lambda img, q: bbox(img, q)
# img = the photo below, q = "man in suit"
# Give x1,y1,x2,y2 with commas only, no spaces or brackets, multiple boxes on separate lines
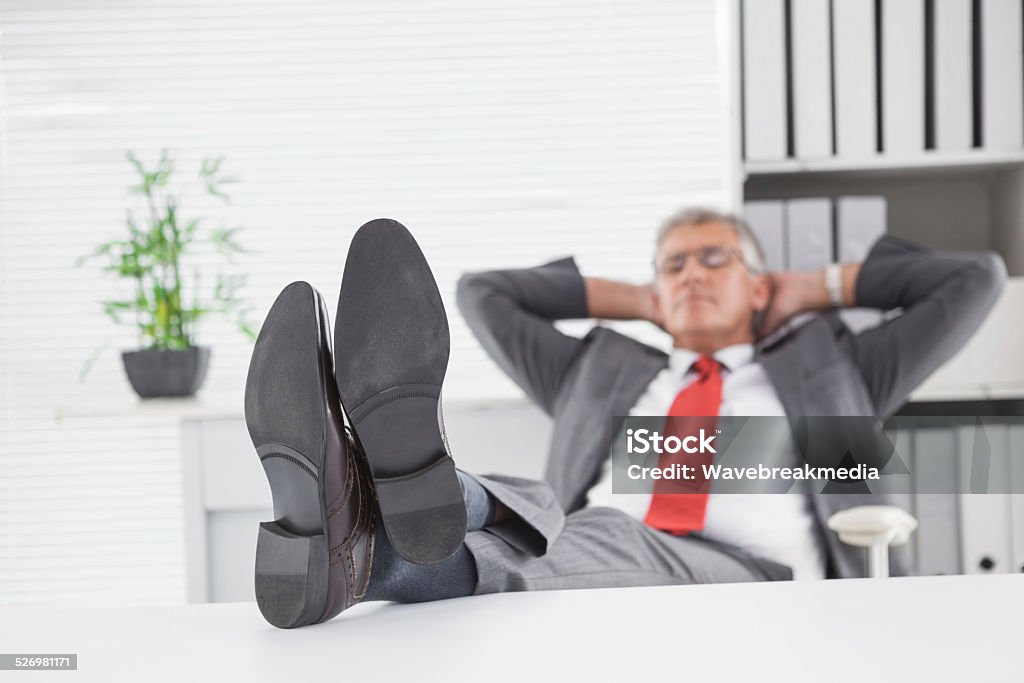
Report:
437,206,1007,591
246,212,1005,626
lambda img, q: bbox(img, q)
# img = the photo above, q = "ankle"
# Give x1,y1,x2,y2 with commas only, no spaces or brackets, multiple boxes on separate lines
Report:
456,470,496,530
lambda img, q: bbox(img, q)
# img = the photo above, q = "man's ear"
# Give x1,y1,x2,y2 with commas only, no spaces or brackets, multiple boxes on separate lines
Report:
751,272,772,312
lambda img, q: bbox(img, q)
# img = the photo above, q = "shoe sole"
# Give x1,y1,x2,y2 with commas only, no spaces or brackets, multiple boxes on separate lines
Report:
334,218,467,565
244,281,341,628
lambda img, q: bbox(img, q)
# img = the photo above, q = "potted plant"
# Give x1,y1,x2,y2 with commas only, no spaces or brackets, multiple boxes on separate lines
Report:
78,150,256,398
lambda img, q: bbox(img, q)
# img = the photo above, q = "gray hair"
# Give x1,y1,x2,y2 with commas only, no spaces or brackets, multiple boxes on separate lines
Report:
655,207,766,274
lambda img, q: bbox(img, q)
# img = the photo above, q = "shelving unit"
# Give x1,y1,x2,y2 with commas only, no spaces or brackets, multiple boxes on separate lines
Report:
737,0,1024,397
735,0,1024,576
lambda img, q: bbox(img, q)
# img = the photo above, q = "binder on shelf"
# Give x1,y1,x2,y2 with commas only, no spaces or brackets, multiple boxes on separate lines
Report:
837,196,887,261
1009,426,1024,575
885,427,916,573
912,428,961,576
837,196,886,332
742,0,788,161
882,0,925,155
957,422,1013,575
785,198,832,272
934,0,973,150
981,0,1024,148
790,0,832,159
832,0,876,159
743,200,786,272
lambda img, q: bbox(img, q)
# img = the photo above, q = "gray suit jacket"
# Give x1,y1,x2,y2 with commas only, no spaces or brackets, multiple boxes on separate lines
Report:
456,235,1007,578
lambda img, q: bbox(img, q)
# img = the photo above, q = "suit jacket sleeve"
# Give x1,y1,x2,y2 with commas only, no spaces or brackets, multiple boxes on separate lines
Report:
456,257,590,415
846,235,1007,417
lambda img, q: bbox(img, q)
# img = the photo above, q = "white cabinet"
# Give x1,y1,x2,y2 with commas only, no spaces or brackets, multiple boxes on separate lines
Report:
183,402,552,603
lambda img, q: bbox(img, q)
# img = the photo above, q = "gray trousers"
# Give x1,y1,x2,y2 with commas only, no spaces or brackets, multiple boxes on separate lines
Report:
464,474,793,595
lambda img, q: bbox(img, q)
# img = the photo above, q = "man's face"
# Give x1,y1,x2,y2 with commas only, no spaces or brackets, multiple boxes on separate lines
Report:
653,221,770,345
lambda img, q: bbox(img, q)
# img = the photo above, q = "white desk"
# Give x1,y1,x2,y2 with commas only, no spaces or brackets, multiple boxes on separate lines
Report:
1,574,1021,682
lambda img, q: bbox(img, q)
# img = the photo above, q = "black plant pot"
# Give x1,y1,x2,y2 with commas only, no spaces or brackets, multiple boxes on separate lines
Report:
121,347,211,398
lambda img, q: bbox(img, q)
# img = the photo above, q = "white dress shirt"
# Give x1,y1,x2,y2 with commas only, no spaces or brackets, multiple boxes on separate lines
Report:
585,343,827,581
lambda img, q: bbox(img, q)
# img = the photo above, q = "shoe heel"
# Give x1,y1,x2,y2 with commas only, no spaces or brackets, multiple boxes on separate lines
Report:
255,521,329,629
373,456,467,565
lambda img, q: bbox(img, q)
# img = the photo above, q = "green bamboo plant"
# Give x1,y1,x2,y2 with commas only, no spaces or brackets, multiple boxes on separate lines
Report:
78,150,256,376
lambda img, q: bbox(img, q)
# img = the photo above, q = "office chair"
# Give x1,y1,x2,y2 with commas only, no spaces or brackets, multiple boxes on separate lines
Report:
828,506,919,578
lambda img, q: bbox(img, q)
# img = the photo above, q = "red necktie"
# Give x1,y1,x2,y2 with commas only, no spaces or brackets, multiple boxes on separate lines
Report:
643,356,723,534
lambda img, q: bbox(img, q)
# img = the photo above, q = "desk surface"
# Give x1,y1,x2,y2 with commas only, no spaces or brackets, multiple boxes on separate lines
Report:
1,574,1021,682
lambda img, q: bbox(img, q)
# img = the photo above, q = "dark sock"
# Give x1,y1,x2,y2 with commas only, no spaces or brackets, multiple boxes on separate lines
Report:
363,526,477,603
363,469,493,603
457,469,496,531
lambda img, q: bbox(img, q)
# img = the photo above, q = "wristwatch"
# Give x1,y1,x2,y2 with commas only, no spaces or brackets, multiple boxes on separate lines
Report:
825,263,843,308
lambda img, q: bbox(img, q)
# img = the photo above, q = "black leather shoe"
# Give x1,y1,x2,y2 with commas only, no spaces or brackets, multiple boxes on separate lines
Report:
244,281,375,628
334,218,467,565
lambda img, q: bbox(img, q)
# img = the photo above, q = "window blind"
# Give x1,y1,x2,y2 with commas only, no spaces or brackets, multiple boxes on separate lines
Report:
0,0,736,605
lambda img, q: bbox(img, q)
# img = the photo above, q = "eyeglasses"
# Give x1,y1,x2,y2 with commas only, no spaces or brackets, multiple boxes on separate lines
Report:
654,245,749,275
